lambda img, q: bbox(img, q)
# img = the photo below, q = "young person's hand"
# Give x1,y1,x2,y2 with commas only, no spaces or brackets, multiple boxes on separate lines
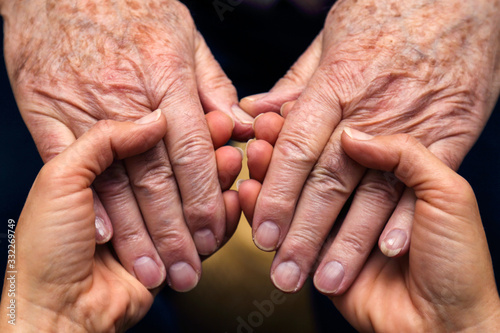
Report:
240,0,500,295
241,125,500,331
0,111,241,332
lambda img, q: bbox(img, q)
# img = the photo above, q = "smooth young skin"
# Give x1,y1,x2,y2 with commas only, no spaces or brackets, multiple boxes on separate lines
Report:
0,112,241,332
240,0,500,294
0,0,250,292
240,129,500,332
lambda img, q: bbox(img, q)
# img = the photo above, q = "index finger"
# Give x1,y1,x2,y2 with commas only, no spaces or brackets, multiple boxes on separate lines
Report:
251,76,343,251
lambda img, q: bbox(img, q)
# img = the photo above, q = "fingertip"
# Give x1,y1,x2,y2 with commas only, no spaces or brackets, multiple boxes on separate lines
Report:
247,139,273,182
223,190,241,241
216,146,243,190
342,127,374,142
206,110,234,149
280,100,296,118
167,261,200,292
379,229,410,258
93,190,113,244
240,93,269,117
254,112,284,145
134,109,163,125
238,179,262,226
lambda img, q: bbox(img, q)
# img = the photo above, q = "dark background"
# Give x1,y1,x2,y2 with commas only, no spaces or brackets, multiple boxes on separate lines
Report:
1,1,499,332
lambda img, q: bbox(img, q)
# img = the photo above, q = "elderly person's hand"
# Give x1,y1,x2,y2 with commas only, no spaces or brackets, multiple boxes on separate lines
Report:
0,0,249,291
239,0,500,294
241,130,500,331
0,112,241,332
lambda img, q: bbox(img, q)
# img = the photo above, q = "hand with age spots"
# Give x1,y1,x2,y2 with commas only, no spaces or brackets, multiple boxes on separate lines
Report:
0,112,240,332
239,0,500,295
0,0,250,292
241,128,500,332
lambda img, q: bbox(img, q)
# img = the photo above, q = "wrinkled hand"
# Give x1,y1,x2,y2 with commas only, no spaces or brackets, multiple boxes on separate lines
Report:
239,0,500,294
1,0,250,291
0,112,237,332
241,129,500,332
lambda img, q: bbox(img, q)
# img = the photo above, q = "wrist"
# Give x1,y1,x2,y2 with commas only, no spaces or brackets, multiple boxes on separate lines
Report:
458,300,500,333
0,293,86,333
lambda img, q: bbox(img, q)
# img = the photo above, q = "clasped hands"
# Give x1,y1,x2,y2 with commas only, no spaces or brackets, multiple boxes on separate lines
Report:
1,0,500,331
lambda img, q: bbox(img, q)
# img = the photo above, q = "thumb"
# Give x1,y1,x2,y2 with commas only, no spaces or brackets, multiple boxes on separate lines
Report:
194,32,254,140
45,110,167,191
341,128,476,218
240,32,323,117
15,110,167,291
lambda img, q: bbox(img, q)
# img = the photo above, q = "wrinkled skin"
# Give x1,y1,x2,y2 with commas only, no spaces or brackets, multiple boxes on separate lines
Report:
1,0,251,291
240,0,500,294
240,130,500,332
0,114,241,332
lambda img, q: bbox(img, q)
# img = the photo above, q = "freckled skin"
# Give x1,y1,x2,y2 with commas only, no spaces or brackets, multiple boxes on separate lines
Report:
0,0,246,294
241,0,500,317
316,0,500,161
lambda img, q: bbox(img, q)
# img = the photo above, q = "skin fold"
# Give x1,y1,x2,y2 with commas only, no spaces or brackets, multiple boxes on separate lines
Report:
240,0,500,295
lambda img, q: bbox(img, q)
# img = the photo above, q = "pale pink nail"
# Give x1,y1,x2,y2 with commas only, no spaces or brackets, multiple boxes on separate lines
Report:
193,228,218,255
135,109,162,124
381,229,407,257
168,262,199,292
271,261,301,292
314,261,345,294
254,221,280,251
134,256,165,289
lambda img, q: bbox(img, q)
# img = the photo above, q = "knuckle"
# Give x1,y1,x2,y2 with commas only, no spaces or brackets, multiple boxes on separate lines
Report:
308,153,351,198
130,147,176,196
170,130,214,168
276,133,320,166
357,172,402,207
152,226,194,258
338,232,368,257
112,223,145,245
282,230,324,263
258,191,296,217
183,200,220,227
94,162,131,196
132,164,175,196
92,119,115,137
395,133,419,149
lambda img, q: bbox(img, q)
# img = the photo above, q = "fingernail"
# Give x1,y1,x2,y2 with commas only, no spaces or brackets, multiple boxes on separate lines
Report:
314,261,345,294
271,261,301,292
245,139,256,157
254,221,280,251
235,147,244,159
241,93,268,103
252,113,265,131
193,228,218,255
231,104,254,125
94,216,111,243
380,229,407,257
343,127,374,140
168,262,199,292
135,109,162,124
280,101,294,117
236,179,246,191
134,256,165,289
